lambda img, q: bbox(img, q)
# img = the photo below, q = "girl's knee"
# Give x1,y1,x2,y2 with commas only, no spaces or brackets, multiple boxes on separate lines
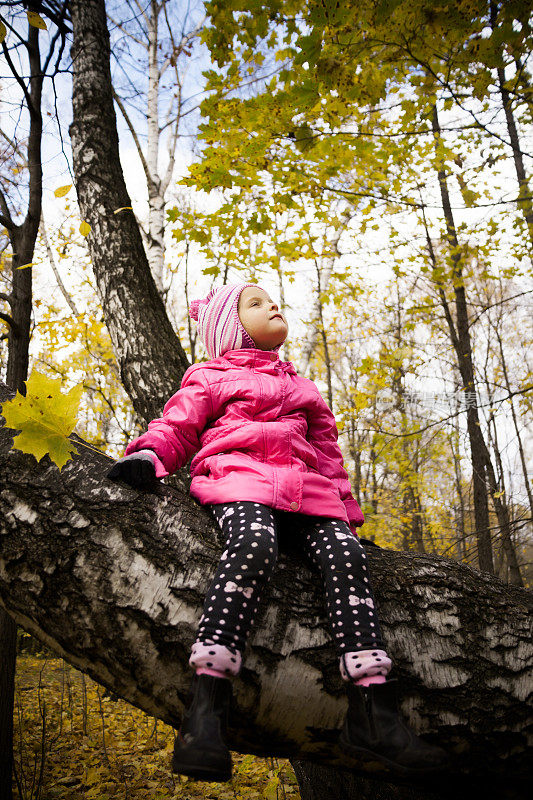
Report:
234,530,278,574
312,524,366,567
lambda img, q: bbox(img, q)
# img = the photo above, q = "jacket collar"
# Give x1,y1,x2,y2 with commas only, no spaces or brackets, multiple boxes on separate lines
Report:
221,348,297,375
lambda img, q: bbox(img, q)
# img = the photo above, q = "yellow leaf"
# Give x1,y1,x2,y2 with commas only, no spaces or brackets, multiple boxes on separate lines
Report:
1,371,83,470
79,221,91,237
263,776,280,800
54,184,72,198
26,11,47,30
16,263,33,270
0,21,7,43
113,206,133,214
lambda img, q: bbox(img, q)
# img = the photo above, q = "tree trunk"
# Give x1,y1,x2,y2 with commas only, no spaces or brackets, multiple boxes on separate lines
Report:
69,0,189,425
0,383,532,798
498,63,533,249
489,2,533,250
430,108,494,574
493,319,533,526
315,259,334,410
146,0,164,294
1,24,44,800
0,611,16,800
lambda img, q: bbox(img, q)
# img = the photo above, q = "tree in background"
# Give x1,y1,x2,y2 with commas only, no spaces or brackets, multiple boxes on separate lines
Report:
107,0,206,299
0,5,68,796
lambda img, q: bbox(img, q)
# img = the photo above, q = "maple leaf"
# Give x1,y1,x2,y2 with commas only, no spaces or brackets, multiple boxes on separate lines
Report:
2,372,83,470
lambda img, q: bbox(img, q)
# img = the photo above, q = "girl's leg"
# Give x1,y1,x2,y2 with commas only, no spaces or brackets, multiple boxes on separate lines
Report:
301,517,392,685
189,502,278,678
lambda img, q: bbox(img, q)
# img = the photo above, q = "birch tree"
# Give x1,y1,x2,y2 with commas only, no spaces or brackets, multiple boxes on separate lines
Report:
108,0,206,297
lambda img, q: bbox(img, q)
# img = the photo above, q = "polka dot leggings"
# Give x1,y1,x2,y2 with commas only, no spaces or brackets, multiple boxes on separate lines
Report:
189,502,392,683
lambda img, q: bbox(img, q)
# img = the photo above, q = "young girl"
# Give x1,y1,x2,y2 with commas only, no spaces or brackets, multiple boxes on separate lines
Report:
108,282,447,782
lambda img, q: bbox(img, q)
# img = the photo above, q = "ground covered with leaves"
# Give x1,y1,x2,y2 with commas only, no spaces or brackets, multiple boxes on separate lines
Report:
13,655,301,800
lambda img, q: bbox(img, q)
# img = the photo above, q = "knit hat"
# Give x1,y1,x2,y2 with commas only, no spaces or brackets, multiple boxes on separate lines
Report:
189,283,262,359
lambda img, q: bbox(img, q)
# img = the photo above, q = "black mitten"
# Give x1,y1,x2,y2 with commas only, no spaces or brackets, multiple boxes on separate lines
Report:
107,451,159,490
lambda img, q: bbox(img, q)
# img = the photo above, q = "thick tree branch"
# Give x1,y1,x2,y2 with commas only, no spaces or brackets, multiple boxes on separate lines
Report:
0,381,532,796
69,0,189,425
0,312,16,331
0,188,15,230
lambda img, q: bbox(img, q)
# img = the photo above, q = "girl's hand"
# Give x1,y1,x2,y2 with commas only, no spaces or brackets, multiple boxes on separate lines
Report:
107,451,159,490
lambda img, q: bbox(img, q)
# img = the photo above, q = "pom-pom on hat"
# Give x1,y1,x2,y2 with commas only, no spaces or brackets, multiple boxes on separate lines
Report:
189,283,261,359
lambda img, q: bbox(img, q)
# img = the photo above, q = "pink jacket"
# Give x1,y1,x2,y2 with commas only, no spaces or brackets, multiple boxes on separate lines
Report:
124,348,364,536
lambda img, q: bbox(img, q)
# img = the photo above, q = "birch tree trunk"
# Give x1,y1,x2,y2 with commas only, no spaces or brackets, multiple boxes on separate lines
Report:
0,382,532,799
110,0,204,299
69,0,189,425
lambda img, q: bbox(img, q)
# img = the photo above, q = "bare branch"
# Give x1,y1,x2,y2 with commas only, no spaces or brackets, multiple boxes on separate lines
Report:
469,289,533,329
112,89,153,187
130,0,150,27
22,24,44,237
0,188,15,230
0,215,15,231
1,40,34,115
0,128,23,158
107,14,148,49
0,12,27,46
159,12,206,77
0,311,16,330
40,215,80,317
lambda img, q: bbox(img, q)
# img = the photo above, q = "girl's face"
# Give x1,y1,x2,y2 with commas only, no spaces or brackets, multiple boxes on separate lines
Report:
238,286,288,350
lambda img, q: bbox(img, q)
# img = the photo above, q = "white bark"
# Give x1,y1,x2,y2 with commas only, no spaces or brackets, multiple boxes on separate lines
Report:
111,1,205,298
1,381,532,797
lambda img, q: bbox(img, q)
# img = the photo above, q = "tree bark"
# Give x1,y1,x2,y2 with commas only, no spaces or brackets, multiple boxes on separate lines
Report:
489,2,533,251
1,23,46,800
0,383,532,798
430,108,494,574
69,0,189,425
492,318,533,527
0,610,16,800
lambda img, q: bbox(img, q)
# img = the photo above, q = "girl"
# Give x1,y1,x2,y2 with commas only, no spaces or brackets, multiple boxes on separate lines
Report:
108,282,447,782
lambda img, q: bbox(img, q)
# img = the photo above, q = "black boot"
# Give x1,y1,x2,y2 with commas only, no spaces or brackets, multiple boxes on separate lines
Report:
339,679,449,775
172,673,233,782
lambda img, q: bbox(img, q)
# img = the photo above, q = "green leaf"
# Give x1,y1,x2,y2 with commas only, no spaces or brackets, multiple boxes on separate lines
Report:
295,30,322,66
2,372,83,470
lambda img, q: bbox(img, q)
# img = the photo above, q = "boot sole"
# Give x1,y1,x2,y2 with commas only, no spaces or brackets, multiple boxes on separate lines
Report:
172,754,232,782
338,733,446,776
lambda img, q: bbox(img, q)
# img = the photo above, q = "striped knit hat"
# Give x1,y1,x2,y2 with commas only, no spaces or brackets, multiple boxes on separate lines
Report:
189,283,261,359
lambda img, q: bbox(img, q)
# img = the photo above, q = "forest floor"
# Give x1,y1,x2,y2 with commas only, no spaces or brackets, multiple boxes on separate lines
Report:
13,655,301,800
